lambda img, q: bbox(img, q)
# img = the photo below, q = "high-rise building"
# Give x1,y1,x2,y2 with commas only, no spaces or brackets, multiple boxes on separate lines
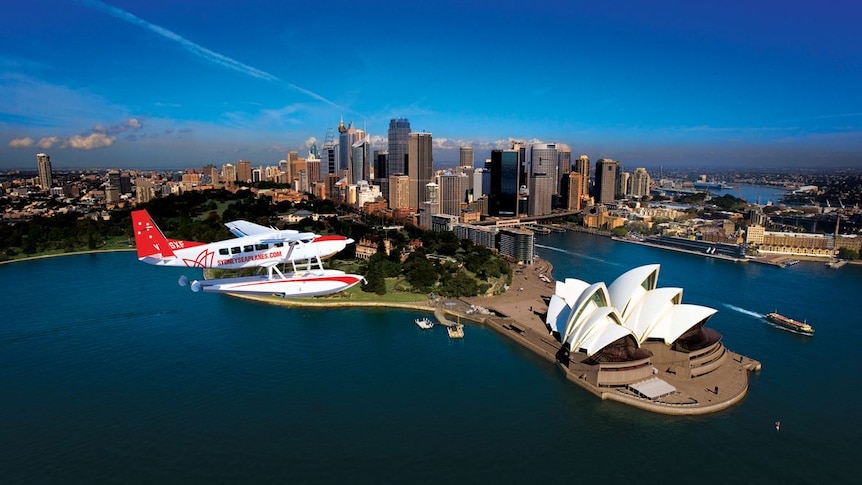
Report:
278,160,289,184
631,167,651,198
619,171,631,198
459,146,474,169
387,118,410,178
407,132,433,210
530,143,557,177
306,157,321,189
575,155,590,197
321,142,338,178
338,120,363,177
488,149,520,217
562,171,584,211
419,182,440,229
221,163,237,183
528,173,553,216
350,136,369,185
557,146,572,194
36,153,53,189
595,158,619,204
439,172,466,216
388,174,410,210
237,160,252,183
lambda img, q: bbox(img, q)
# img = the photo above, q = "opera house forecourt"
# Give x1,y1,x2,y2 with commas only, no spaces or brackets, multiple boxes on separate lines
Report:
543,264,761,414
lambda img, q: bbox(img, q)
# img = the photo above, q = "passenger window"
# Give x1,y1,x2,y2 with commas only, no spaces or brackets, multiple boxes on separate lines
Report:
231,247,241,254
275,242,284,247
255,243,269,251
243,245,254,252
218,248,229,255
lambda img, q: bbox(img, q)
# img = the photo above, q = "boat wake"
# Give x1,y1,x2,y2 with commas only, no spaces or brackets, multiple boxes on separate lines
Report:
535,244,619,265
722,303,764,320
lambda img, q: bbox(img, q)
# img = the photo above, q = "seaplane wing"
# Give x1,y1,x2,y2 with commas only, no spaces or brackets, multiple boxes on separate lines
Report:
132,209,354,270
224,220,294,238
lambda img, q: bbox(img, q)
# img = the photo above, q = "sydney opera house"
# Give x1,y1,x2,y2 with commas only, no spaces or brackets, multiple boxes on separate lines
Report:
543,264,759,413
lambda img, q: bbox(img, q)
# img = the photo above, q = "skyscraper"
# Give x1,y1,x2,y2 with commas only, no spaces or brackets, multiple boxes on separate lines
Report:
237,160,252,183
488,149,520,216
631,167,651,198
439,172,466,216
528,173,554,216
36,153,52,189
557,146,572,194
407,132,433,210
575,155,590,197
350,136,369,185
595,158,619,204
388,174,410,209
387,118,410,178
562,171,584,211
459,146,474,169
221,163,237,183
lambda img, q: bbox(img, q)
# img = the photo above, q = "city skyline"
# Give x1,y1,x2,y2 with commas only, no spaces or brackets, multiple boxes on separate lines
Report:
2,0,861,169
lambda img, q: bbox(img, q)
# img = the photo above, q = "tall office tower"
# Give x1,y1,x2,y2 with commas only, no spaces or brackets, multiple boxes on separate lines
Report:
488,149,520,216
575,155,590,196
306,158,321,189
290,157,307,187
322,141,338,178
135,178,155,203
595,158,619,204
388,174,410,210
631,167,651,198
459,146,474,169
338,120,362,176
278,160,290,184
557,146,572,194
108,169,121,188
419,181,440,229
221,163,237,183
373,150,389,197
530,143,558,177
439,172,465,216
350,136,369,184
252,168,262,183
120,172,132,193
407,132,433,210
619,171,631,197
324,173,340,201
237,160,252,183
203,164,220,184
528,173,553,216
36,153,53,189
562,171,584,211
387,118,410,178
298,169,308,193
473,167,487,198
510,140,527,188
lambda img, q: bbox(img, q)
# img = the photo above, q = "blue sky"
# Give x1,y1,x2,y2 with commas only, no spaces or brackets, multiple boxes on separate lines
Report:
2,0,861,170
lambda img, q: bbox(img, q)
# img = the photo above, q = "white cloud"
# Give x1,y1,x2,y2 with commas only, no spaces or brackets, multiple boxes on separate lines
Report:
63,133,116,150
38,136,61,149
304,136,317,148
126,117,142,129
8,137,33,148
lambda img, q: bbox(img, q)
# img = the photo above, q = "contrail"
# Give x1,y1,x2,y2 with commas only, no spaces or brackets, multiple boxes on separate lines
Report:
80,0,347,111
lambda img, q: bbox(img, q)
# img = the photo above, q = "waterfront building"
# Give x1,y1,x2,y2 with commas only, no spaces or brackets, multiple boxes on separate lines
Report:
37,153,53,189
387,118,411,179
631,167,651,198
460,146,474,169
546,264,730,392
453,223,498,249
237,160,252,184
488,149,520,217
595,158,619,204
407,132,433,210
431,213,460,233
499,228,534,264
562,171,584,211
528,173,553,216
756,230,834,257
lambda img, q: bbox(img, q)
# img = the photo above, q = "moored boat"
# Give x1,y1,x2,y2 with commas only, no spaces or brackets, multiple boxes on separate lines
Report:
764,312,814,336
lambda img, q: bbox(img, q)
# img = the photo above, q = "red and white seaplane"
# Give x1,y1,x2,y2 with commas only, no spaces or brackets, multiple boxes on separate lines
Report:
132,209,364,298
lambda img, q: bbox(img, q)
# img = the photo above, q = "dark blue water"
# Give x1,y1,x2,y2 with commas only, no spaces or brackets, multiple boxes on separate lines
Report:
1,240,858,483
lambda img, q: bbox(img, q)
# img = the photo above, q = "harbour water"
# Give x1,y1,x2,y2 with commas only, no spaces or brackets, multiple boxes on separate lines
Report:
1,235,859,483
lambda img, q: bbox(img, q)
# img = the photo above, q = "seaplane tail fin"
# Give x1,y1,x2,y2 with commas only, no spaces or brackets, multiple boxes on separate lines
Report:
132,209,177,262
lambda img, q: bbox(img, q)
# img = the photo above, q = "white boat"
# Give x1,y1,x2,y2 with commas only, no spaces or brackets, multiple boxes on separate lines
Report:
415,317,434,329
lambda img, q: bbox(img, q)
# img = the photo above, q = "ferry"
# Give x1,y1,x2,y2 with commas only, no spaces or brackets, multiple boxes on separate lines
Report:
764,312,814,336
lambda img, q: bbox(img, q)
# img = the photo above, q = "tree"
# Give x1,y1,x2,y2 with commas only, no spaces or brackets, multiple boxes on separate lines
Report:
838,247,859,260
362,264,387,294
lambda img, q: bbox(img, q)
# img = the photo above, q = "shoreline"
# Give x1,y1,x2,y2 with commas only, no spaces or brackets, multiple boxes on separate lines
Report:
0,248,136,266
228,255,759,416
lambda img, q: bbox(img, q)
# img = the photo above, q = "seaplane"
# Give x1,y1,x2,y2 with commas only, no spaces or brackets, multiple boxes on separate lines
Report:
132,209,364,298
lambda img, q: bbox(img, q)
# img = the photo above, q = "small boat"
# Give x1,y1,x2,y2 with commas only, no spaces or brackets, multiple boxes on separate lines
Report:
415,317,434,330
764,312,814,336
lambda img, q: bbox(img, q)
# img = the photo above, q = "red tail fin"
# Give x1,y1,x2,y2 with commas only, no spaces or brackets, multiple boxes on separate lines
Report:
132,209,175,260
